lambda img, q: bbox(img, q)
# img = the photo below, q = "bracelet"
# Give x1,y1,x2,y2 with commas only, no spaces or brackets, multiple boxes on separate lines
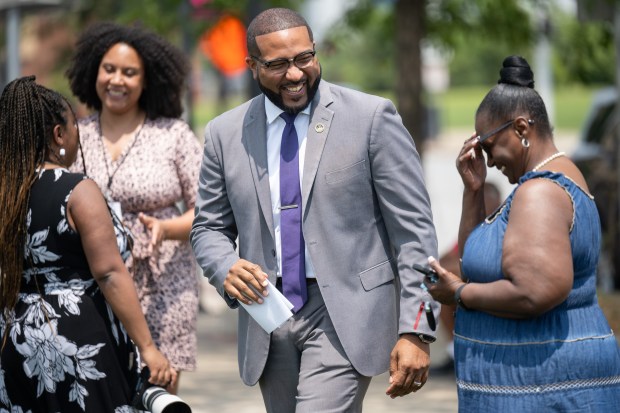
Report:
454,283,470,310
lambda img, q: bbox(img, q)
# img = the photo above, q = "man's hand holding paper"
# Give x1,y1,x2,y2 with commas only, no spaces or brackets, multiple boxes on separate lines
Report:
224,259,270,305
224,259,294,333
240,280,294,334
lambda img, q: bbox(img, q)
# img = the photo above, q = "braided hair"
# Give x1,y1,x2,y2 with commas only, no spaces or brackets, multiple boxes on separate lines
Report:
0,76,71,316
477,55,553,138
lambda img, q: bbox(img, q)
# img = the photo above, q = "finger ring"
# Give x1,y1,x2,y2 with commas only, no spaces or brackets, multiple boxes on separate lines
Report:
413,381,422,387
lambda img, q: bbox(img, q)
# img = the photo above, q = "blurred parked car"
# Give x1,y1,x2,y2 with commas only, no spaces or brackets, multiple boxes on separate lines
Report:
571,86,620,291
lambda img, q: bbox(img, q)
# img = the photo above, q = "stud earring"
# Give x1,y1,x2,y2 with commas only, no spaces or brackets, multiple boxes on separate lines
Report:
521,138,530,148
59,148,66,157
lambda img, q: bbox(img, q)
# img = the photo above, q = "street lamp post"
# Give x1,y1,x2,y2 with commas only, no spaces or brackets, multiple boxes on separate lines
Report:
614,3,620,291
5,5,20,84
0,0,63,88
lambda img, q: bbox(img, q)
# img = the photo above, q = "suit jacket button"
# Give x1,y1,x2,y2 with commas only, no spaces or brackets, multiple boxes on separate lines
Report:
271,249,276,256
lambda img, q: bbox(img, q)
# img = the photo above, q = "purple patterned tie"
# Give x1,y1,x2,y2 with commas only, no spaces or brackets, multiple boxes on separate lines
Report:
279,112,307,312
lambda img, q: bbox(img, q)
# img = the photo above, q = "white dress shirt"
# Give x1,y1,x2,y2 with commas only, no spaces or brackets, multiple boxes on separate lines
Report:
265,98,316,279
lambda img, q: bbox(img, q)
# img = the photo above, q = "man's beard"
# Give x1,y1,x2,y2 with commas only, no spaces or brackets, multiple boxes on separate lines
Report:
258,70,321,115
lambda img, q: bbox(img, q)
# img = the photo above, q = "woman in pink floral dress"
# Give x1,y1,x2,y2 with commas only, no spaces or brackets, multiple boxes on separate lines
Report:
66,22,202,393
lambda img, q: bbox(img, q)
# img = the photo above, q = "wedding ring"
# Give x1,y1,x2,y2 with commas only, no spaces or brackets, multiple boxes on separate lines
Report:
413,381,423,387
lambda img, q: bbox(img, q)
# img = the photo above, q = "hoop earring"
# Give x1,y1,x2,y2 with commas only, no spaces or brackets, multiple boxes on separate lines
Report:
59,148,66,157
521,138,530,148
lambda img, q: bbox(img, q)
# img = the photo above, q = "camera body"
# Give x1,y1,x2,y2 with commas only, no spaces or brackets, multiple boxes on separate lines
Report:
132,367,191,413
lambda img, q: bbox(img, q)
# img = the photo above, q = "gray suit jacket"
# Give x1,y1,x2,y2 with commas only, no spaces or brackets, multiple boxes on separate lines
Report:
191,80,438,386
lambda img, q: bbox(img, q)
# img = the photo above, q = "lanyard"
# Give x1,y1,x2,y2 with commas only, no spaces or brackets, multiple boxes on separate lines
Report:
97,117,145,197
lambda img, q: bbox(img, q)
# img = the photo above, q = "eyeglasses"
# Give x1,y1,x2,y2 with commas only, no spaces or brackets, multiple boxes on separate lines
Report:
477,119,514,144
251,50,316,75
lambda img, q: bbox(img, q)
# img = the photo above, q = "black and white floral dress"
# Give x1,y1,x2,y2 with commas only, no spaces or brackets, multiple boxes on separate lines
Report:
0,168,139,413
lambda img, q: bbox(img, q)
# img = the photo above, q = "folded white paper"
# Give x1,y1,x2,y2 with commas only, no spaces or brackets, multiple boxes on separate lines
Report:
240,280,294,333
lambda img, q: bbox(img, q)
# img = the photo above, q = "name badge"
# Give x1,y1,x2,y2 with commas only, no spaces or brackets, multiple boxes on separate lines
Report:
109,201,123,218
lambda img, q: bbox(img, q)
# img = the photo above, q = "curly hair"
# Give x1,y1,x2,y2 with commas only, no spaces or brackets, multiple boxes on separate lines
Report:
0,76,71,316
65,22,189,119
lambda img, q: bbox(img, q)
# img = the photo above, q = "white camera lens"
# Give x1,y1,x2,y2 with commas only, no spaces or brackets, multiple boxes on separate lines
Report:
142,387,192,413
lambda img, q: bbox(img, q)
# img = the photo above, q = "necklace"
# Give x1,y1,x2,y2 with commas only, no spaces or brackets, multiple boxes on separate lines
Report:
97,116,145,198
532,151,565,172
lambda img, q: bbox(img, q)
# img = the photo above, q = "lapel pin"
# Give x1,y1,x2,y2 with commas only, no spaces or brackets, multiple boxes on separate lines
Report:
314,123,325,133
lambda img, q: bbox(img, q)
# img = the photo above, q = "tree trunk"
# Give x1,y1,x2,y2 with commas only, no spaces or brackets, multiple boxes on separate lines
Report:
395,0,425,157
246,0,265,99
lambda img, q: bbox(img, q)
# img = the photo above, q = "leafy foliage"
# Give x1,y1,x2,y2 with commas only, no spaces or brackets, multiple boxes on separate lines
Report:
326,0,538,91
327,0,617,88
320,4,395,91
552,12,615,84
72,0,302,47
425,0,534,49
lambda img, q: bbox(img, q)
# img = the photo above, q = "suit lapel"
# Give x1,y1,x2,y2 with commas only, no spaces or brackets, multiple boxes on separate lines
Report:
302,82,334,216
244,82,334,231
243,96,275,242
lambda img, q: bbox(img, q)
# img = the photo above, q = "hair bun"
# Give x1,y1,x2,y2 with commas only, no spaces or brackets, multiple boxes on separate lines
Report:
498,55,534,88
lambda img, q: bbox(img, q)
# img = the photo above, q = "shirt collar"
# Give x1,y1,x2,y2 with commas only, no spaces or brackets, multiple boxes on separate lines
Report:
265,97,311,125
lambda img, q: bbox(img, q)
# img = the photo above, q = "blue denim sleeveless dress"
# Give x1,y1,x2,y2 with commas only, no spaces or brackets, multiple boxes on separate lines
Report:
456,170,620,412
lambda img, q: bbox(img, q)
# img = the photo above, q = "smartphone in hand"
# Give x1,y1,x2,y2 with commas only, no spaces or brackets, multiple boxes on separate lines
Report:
413,264,439,284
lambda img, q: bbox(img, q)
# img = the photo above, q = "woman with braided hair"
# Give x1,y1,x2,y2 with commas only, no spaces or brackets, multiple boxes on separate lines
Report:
0,76,176,412
66,23,202,393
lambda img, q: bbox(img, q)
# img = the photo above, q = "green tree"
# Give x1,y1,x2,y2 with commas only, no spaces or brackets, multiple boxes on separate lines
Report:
72,0,303,41
552,11,615,85
333,0,536,155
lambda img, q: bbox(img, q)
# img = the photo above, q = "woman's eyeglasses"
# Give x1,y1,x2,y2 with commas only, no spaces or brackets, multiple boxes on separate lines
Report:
477,120,515,144
477,118,535,144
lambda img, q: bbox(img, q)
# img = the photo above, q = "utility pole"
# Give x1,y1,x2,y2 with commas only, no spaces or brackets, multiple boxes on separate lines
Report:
0,0,63,88
614,2,620,291
534,13,554,124
4,5,20,86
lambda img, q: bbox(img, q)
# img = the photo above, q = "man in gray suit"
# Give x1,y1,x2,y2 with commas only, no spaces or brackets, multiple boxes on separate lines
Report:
190,7,439,412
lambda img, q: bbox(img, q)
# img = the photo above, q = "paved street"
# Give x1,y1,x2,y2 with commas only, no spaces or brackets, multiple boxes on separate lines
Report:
177,131,579,413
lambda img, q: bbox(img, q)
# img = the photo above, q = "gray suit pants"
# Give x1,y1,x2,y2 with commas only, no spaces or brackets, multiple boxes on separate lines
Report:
259,283,372,413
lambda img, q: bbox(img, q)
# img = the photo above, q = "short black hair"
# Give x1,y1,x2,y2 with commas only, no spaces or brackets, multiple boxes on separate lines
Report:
246,8,313,57
66,22,189,119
